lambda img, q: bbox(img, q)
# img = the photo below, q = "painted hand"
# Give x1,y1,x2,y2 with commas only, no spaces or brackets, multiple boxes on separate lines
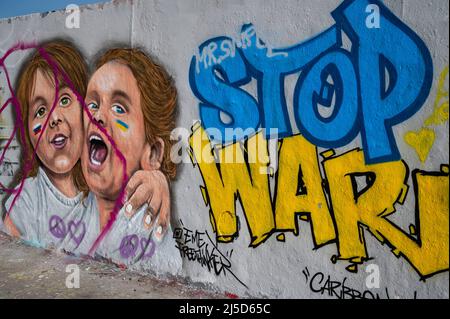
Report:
123,170,170,241
3,215,21,238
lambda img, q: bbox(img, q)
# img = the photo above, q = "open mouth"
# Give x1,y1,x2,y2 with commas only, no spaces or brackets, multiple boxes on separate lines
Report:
89,133,108,167
51,134,68,150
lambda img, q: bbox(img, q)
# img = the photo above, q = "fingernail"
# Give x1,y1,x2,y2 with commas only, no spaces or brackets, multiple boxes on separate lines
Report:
155,225,163,241
125,203,133,215
145,214,152,226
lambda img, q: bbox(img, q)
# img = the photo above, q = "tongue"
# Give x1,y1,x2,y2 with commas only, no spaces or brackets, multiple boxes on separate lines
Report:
92,145,107,163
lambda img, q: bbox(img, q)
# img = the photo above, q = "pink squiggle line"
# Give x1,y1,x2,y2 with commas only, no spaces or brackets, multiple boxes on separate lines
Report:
0,99,16,175
0,99,20,192
3,43,65,220
1,42,128,256
1,42,37,221
0,122,17,193
0,97,13,113
36,46,128,256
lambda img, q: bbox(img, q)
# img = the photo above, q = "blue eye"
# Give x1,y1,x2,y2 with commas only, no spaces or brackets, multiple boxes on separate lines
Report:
112,104,126,114
88,102,98,111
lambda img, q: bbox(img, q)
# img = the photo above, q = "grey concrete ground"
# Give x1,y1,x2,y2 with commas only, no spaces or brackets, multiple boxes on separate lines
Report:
0,232,224,299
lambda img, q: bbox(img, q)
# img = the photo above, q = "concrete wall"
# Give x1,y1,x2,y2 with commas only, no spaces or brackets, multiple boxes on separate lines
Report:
0,0,448,298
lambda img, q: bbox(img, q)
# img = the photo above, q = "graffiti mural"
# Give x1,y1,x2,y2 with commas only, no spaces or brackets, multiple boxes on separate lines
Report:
404,67,449,163
0,41,181,272
0,0,448,299
189,0,433,164
188,0,449,282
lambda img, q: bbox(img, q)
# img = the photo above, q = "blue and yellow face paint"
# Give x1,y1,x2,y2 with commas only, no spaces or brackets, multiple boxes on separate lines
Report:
33,123,42,135
115,119,129,132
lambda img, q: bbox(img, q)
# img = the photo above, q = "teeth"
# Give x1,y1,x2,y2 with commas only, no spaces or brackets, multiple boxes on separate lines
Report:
54,136,65,143
90,135,102,142
90,151,101,166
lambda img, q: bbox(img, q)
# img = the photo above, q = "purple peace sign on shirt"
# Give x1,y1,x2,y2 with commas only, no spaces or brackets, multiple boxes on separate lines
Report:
49,215,66,239
119,234,139,259
119,234,156,260
49,215,86,248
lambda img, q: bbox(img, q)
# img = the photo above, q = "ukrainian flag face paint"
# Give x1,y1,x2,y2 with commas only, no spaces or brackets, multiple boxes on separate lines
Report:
83,62,148,198
115,119,129,132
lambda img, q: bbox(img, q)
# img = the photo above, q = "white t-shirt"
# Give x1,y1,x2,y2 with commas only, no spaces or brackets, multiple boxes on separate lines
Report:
4,167,87,249
4,167,182,275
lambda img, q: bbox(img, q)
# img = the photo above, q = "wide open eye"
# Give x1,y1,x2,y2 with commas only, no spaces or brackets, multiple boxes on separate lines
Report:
112,104,126,115
35,106,47,119
88,102,99,111
59,95,71,107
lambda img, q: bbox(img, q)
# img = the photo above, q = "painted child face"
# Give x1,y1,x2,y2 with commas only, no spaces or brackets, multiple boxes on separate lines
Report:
28,69,84,175
82,62,148,200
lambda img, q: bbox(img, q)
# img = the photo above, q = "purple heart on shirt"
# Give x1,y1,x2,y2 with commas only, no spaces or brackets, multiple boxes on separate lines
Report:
68,220,86,248
140,237,156,259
